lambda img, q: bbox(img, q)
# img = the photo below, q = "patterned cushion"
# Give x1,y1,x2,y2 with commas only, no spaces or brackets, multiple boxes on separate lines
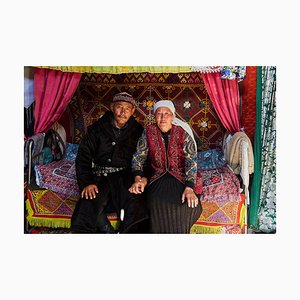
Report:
197,148,227,170
34,159,80,198
64,143,79,161
34,143,80,197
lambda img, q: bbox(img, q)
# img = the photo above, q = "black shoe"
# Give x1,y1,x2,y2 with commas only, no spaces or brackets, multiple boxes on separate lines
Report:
119,217,150,233
96,212,116,234
98,224,116,234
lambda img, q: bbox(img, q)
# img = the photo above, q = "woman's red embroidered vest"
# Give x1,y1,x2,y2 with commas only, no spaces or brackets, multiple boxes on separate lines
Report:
146,125,202,194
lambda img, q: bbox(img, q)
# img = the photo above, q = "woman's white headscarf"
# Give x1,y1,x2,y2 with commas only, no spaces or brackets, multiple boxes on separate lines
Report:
153,100,197,150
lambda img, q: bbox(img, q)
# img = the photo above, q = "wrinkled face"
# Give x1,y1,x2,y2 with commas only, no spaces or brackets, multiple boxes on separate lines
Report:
155,107,174,132
111,101,135,128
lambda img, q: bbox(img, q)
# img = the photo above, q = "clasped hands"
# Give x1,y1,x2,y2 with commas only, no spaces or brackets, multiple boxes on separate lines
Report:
128,177,198,208
128,176,148,194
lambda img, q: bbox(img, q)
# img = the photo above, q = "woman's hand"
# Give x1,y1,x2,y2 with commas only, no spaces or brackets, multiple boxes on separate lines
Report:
182,187,198,208
129,176,148,194
81,184,99,199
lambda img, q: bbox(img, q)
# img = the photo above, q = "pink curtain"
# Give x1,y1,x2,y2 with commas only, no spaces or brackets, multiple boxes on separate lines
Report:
201,72,241,134
34,68,82,134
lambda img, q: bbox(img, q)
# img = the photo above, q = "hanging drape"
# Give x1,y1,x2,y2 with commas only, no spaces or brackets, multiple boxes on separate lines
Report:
201,72,241,134
34,68,82,134
249,67,262,228
249,66,276,233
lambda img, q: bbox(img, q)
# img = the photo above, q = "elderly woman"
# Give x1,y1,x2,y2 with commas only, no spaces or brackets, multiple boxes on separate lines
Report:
129,100,203,233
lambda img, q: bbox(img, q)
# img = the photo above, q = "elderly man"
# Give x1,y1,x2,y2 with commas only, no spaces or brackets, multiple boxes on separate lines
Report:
71,92,149,233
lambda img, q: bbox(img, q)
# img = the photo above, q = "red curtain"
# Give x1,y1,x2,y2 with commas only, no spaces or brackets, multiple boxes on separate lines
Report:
201,72,241,134
34,68,82,134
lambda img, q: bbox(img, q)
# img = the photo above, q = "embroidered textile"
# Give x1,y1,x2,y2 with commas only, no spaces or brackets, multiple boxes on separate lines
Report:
197,148,227,170
241,66,257,144
26,189,119,229
132,125,202,193
34,159,80,197
191,191,245,234
26,189,78,228
65,72,225,149
200,165,241,203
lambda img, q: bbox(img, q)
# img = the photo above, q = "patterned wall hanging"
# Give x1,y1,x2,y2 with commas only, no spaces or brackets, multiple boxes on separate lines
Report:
67,72,226,150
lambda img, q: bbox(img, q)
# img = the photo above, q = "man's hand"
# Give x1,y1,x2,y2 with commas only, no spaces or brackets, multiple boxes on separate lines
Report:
81,184,99,199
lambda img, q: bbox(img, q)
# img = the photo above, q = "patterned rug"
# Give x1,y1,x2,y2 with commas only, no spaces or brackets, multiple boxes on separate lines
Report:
26,189,119,230
61,72,226,150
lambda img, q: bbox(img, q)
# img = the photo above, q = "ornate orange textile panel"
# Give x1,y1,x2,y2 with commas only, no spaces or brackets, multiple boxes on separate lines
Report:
64,72,226,150
241,66,257,144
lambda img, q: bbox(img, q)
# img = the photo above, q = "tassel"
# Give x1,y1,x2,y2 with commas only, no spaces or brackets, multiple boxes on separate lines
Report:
190,224,223,234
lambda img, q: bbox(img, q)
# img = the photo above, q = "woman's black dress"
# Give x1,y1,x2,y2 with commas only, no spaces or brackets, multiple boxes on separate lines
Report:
146,131,202,233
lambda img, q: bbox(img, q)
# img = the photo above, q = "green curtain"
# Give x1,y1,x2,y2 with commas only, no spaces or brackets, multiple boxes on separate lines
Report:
249,67,262,228
249,66,276,233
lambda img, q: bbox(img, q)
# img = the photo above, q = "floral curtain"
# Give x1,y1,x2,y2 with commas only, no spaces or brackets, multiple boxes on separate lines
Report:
34,68,82,134
249,66,276,233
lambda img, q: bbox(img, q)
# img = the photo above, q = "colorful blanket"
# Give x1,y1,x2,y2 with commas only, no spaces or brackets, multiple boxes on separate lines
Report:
191,194,245,234
26,189,120,229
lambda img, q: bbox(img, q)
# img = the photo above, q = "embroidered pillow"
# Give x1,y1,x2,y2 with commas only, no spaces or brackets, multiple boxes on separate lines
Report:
64,143,80,161
197,149,227,170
